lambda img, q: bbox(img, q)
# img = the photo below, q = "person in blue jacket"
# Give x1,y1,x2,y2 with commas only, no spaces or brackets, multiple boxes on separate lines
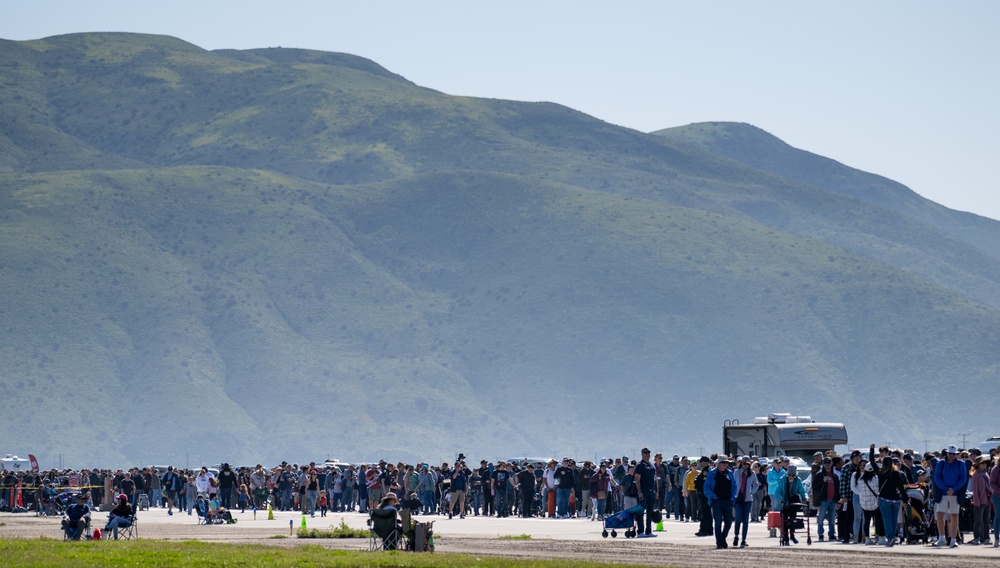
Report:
932,445,968,548
773,465,807,544
704,456,735,549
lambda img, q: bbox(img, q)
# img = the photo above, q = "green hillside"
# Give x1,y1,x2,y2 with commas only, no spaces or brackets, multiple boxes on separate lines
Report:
1,33,998,466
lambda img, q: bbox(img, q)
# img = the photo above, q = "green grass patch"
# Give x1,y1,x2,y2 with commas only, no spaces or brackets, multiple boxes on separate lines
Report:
498,534,532,540
297,517,368,539
0,539,628,567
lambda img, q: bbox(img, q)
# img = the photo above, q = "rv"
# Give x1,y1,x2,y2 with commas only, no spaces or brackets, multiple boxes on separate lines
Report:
723,413,848,461
1,454,31,472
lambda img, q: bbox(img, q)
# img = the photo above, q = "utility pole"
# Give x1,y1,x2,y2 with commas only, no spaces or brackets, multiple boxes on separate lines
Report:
922,440,930,454
959,433,969,449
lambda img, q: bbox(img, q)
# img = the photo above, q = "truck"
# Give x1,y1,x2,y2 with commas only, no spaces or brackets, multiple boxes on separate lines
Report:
723,413,848,461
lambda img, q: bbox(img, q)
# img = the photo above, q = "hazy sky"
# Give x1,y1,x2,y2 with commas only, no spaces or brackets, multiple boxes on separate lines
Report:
4,1,998,220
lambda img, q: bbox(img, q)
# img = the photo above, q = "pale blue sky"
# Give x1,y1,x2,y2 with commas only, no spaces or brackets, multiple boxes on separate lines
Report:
4,1,998,220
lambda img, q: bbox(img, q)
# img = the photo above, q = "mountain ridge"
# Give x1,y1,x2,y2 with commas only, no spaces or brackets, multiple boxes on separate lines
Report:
1,33,998,467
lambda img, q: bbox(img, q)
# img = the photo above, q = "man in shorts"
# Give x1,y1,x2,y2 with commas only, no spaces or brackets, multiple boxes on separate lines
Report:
933,445,968,548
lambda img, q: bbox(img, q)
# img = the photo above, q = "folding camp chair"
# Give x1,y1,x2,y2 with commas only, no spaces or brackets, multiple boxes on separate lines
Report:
62,516,91,541
368,509,402,550
107,515,139,540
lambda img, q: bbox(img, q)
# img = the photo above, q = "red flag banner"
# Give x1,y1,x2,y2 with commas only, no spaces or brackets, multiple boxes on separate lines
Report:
28,454,38,472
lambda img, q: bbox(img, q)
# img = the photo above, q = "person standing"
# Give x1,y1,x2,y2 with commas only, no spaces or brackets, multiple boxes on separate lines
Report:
634,448,658,538
811,456,840,542
477,461,493,516
554,459,575,519
119,472,136,506
516,463,536,518
684,461,700,524
449,462,469,519
839,450,862,544
664,454,679,516
872,445,909,547
705,457,735,549
673,457,688,521
342,465,357,512
969,456,991,545
932,445,967,548
579,462,594,519
148,468,161,508
217,464,236,510
654,454,667,512
731,457,759,547
766,458,786,537
492,462,511,518
542,460,557,517
989,455,1000,548
694,456,714,537
750,461,766,523
417,465,436,515
161,466,181,516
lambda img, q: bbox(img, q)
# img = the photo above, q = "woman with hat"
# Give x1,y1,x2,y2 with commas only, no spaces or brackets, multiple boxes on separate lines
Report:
105,493,134,539
970,456,992,545
378,492,399,511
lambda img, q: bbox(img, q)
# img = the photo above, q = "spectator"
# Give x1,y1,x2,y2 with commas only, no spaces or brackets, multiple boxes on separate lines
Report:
515,463,536,518
839,450,862,544
694,456,714,537
554,458,574,519
634,448,658,538
932,445,967,548
969,456,991,545
105,494,134,540
989,455,1000,548
811,456,839,542
704,456,734,549
732,456,758,547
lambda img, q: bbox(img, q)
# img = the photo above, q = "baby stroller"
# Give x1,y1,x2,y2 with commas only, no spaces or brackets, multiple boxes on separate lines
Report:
780,502,811,546
903,488,928,544
601,504,644,538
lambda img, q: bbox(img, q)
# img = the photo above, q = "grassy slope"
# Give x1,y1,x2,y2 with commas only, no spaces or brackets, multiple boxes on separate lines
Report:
0,33,999,464
3,164,998,464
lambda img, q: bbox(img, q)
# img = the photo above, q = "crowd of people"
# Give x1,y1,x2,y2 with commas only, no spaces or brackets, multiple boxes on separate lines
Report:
3,443,999,551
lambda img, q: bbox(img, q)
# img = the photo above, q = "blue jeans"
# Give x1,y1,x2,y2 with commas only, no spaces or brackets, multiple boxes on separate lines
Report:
471,490,483,515
817,500,837,538
852,494,864,541
556,488,571,517
733,500,751,542
342,486,354,511
711,499,733,548
879,499,901,542
149,489,162,507
672,487,685,519
107,515,131,539
307,490,318,515
420,490,436,514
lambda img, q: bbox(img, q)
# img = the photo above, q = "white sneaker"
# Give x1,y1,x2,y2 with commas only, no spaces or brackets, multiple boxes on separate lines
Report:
949,538,958,548
933,536,946,547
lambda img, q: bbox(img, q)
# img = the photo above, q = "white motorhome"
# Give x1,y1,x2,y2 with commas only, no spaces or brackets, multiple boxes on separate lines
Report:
723,413,848,461
1,454,31,472
979,436,1000,455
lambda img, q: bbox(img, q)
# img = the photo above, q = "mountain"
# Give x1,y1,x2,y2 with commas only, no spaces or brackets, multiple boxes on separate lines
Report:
1,33,998,467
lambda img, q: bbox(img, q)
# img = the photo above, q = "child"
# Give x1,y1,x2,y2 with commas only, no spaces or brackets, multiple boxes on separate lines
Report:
238,483,249,513
319,490,328,517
